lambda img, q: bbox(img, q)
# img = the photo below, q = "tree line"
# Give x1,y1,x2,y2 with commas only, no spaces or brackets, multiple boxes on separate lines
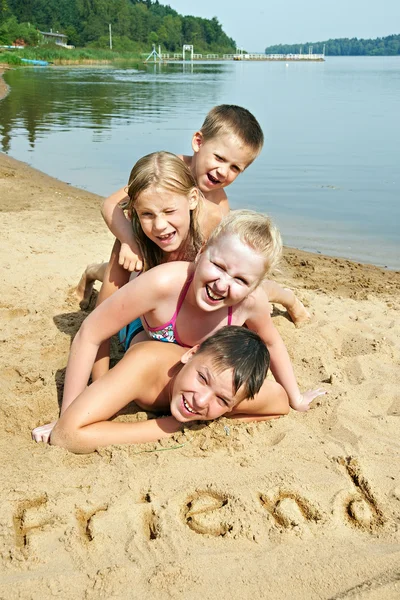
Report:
0,0,236,53
265,34,400,56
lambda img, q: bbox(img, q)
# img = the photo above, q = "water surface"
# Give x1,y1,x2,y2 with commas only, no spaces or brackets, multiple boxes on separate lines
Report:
1,57,399,269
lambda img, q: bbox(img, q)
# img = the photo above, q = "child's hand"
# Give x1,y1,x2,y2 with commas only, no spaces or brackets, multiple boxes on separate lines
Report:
292,388,326,412
32,421,57,443
119,243,143,272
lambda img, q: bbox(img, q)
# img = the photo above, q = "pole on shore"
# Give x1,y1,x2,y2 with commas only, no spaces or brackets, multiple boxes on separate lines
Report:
109,23,112,50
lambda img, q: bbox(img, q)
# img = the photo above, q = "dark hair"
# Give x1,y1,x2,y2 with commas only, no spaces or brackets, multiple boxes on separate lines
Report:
200,105,264,160
196,326,269,400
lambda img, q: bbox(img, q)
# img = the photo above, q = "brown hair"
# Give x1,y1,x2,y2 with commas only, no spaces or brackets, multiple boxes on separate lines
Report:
200,105,264,161
204,209,282,279
126,152,203,270
197,326,269,400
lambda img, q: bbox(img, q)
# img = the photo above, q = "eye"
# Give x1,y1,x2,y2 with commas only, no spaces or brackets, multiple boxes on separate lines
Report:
198,372,207,383
231,165,241,173
217,396,230,407
140,212,153,218
164,209,176,215
211,261,225,271
235,276,248,285
214,154,223,161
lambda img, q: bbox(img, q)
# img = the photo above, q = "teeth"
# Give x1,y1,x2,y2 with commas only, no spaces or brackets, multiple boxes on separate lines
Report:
208,174,219,184
183,397,196,414
206,285,224,301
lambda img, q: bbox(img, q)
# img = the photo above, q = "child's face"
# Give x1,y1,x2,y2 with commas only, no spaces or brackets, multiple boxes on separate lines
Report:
170,350,244,422
135,185,197,254
191,132,255,194
192,233,265,311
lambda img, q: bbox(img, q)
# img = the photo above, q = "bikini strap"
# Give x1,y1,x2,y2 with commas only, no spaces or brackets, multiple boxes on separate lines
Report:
175,275,194,315
228,306,233,326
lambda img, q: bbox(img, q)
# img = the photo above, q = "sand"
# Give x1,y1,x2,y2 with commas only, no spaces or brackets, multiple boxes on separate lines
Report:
1,70,400,599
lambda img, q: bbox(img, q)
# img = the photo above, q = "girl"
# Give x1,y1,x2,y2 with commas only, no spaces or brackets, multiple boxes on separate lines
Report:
81,151,222,380
33,210,324,444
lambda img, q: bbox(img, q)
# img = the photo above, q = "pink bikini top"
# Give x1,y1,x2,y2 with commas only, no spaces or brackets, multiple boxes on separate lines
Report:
143,276,233,347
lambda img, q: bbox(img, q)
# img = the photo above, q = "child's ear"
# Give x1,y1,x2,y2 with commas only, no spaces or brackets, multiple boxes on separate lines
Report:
188,188,199,210
191,131,204,153
180,345,200,364
194,242,206,263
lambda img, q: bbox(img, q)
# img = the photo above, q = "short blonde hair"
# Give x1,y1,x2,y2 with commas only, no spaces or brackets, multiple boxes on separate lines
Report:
205,209,282,278
201,105,264,161
126,152,203,270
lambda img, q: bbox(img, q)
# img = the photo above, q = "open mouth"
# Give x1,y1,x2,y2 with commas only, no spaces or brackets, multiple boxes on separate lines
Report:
182,395,198,415
156,231,176,244
206,173,220,185
206,284,225,302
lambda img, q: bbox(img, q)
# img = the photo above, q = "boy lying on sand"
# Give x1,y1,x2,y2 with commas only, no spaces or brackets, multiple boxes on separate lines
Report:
35,327,291,454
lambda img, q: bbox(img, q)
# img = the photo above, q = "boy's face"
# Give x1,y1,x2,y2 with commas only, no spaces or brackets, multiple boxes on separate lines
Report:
191,132,255,194
170,349,245,423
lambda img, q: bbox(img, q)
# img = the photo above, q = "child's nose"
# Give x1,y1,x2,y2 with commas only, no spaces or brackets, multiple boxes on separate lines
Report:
216,164,228,180
153,215,167,231
215,273,230,291
194,389,213,410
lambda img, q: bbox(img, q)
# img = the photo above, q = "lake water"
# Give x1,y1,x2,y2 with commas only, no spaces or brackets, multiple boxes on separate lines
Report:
1,57,399,269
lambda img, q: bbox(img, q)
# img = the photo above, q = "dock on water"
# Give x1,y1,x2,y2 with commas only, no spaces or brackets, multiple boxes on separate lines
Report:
144,45,325,64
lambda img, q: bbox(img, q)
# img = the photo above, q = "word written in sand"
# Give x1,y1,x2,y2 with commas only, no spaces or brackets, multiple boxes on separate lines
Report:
8,456,390,560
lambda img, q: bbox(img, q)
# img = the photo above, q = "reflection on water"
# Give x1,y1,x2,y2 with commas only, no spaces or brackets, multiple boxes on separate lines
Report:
1,58,399,269
0,63,227,152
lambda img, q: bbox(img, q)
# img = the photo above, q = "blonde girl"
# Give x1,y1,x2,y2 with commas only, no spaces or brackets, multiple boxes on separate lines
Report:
78,151,221,379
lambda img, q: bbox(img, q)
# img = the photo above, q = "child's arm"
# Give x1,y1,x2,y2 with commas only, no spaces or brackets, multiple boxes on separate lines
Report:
228,380,290,421
61,265,183,414
50,350,182,454
101,187,143,272
246,294,325,411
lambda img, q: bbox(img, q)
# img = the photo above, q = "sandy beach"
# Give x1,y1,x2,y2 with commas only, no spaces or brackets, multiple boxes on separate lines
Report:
1,68,400,598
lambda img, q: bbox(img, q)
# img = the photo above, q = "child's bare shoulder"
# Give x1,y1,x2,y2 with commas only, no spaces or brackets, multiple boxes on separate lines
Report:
235,286,270,318
200,198,222,237
203,188,230,214
142,261,194,294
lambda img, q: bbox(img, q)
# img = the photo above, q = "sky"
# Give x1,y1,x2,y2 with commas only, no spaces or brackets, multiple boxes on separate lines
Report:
167,0,400,52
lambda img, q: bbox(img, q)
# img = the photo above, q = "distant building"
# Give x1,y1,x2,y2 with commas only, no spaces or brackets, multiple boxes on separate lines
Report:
39,30,71,48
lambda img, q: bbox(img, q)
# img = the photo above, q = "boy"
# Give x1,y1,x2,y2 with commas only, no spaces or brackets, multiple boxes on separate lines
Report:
45,326,289,454
100,105,264,273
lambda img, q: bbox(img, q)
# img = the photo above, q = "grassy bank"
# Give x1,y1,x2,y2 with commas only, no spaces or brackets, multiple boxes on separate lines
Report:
0,46,146,66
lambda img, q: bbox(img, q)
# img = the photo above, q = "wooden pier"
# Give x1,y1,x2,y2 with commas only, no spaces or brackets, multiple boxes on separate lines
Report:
156,52,324,62
145,45,325,64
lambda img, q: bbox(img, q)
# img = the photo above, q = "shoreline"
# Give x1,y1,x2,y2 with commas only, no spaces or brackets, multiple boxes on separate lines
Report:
1,137,400,598
0,64,11,100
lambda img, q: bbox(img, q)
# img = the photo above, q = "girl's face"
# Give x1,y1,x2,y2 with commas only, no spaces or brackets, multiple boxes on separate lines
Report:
193,233,265,311
134,184,197,254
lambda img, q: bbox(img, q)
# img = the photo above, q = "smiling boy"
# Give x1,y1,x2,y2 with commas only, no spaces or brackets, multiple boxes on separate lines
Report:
100,105,264,271
46,327,289,454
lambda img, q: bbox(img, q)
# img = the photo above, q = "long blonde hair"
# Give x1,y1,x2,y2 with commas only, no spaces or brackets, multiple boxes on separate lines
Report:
126,152,203,271
204,209,282,279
